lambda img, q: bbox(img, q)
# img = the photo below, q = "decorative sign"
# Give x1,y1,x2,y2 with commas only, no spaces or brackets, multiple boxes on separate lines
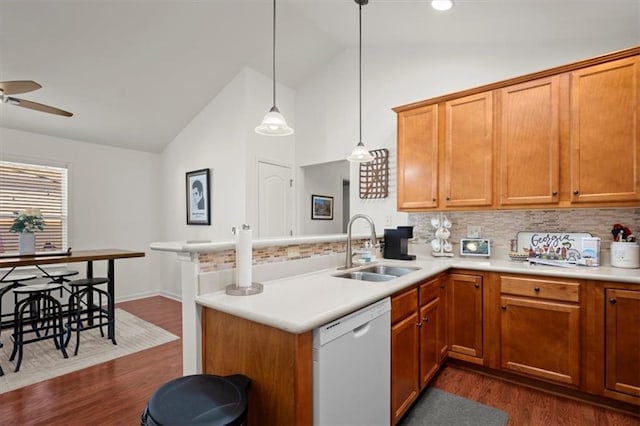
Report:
516,232,593,262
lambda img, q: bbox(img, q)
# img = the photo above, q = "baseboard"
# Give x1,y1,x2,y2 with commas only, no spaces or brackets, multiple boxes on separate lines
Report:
115,290,181,304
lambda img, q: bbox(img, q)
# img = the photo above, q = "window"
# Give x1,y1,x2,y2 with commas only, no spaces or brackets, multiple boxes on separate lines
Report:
0,160,68,254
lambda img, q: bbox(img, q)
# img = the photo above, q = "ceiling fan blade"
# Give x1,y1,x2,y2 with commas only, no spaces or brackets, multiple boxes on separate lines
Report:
0,80,42,95
6,96,73,117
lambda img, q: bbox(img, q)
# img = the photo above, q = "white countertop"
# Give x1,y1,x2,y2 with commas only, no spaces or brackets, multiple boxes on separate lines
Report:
195,256,640,334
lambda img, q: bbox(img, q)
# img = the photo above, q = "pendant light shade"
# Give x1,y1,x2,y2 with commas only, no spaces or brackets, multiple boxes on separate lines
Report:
348,0,373,163
255,0,293,136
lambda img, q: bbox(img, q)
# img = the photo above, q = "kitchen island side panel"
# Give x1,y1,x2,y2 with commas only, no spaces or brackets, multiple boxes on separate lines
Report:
202,307,313,426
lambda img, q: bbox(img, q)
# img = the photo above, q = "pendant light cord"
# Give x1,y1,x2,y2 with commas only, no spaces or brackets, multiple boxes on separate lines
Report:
272,0,277,108
358,1,362,143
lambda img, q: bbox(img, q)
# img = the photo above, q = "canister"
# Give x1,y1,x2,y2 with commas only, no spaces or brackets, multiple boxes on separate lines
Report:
610,242,640,269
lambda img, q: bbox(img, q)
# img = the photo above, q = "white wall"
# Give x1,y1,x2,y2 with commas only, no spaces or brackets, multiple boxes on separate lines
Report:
0,127,162,301
157,67,295,297
300,160,349,235
294,40,639,235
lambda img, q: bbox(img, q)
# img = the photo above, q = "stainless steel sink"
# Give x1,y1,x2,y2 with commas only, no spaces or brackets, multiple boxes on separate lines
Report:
359,265,421,277
333,264,421,282
333,271,396,282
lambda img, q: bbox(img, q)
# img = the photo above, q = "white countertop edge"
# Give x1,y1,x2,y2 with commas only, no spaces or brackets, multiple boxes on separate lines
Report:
150,233,380,254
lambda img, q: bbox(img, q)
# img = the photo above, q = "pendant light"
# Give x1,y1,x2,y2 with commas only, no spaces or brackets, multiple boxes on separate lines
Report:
347,0,374,163
431,0,454,12
255,0,293,136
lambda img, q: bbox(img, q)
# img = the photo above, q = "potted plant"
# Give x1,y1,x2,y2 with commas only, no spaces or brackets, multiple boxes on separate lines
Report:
10,209,45,255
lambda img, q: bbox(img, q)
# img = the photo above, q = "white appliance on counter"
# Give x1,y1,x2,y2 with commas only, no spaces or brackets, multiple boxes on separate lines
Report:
313,297,391,426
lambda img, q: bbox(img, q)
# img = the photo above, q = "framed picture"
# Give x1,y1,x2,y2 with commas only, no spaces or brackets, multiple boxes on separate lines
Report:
186,168,211,225
311,195,333,220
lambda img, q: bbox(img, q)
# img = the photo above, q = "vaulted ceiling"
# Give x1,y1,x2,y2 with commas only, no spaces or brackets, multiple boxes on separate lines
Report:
1,0,638,153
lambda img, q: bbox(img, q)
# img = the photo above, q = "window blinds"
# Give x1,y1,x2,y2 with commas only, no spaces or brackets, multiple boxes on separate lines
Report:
0,161,68,254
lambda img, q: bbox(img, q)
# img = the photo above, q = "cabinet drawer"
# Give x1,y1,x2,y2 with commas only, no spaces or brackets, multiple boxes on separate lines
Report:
500,275,580,303
392,287,418,324
419,277,443,306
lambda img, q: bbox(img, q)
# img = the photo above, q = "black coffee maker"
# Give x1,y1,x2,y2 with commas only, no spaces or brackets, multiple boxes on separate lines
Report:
383,226,416,260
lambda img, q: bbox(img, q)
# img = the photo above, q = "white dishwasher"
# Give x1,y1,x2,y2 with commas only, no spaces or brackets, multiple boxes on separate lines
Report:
313,297,391,426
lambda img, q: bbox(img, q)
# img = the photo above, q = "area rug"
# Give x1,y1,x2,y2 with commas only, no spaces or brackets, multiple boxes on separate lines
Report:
0,308,179,394
399,387,509,426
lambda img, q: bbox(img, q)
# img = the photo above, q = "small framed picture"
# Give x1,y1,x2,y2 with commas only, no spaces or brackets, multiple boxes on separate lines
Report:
186,169,211,225
311,195,333,220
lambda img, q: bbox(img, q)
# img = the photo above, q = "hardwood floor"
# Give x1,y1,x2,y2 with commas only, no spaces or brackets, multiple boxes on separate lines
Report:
431,365,640,426
1,295,638,425
0,296,182,425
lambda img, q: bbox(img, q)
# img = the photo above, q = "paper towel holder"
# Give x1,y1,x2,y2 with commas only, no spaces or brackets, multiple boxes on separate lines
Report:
226,224,264,296
226,282,263,296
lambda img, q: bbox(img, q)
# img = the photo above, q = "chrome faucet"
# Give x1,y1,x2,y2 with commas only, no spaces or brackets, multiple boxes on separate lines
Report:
344,214,377,269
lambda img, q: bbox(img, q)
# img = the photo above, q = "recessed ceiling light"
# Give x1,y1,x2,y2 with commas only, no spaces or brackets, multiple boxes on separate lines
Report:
431,0,453,11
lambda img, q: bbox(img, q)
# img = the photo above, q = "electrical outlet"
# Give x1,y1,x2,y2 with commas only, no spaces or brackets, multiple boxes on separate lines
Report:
384,215,392,226
287,246,300,258
467,226,481,238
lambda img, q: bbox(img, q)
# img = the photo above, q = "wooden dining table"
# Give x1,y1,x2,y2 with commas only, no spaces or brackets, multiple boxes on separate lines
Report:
0,249,145,342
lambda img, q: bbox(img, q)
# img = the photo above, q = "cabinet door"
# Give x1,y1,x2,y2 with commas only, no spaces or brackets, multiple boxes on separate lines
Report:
391,312,420,424
419,297,442,389
498,76,560,205
605,289,640,397
500,296,580,386
442,92,493,207
569,56,640,203
448,274,483,358
397,104,439,210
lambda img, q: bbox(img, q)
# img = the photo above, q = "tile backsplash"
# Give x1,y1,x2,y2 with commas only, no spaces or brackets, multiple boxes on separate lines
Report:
409,208,640,250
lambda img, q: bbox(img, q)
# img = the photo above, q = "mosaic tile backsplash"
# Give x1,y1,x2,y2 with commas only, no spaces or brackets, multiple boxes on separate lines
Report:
408,208,640,250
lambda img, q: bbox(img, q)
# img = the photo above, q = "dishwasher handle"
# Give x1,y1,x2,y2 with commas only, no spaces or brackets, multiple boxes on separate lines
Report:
352,322,371,338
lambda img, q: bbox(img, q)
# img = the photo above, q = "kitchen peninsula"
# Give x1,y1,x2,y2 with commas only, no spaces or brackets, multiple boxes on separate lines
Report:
151,235,640,425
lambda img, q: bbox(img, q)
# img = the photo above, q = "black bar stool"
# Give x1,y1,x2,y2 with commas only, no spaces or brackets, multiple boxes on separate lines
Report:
10,283,68,372
65,277,114,356
0,273,37,347
141,374,251,426
42,269,79,297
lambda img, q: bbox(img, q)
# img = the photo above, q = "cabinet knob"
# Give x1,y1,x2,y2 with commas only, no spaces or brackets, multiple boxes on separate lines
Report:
609,298,617,304
416,322,422,327
534,287,540,292
474,283,480,288
446,196,450,201
573,190,579,195
422,317,429,322
552,191,558,196
432,198,436,202
501,305,507,310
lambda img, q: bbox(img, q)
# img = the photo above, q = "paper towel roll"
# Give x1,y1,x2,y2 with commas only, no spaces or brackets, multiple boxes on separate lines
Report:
236,225,253,287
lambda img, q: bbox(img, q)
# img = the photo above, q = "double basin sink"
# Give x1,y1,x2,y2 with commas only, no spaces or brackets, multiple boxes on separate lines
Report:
333,264,421,282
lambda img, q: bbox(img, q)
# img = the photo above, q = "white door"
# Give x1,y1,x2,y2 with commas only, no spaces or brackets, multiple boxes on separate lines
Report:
258,161,293,238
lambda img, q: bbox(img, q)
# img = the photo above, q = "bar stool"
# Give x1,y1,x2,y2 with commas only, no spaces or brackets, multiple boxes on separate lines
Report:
0,273,37,347
65,277,114,356
42,269,79,297
141,374,251,426
10,283,68,372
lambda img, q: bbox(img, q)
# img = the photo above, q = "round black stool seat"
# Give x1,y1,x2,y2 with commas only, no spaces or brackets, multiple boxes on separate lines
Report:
69,277,109,287
142,374,251,426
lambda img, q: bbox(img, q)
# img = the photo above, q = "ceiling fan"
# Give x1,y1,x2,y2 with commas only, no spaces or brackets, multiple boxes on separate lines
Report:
0,80,73,117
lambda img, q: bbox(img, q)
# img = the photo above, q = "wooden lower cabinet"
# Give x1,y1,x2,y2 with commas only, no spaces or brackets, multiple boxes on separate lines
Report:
391,276,446,424
448,273,483,361
498,275,581,387
605,288,640,398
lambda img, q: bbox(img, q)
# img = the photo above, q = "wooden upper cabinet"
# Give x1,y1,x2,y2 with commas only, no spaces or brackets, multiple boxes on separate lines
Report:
397,104,439,210
569,56,640,203
442,92,494,208
497,76,560,206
